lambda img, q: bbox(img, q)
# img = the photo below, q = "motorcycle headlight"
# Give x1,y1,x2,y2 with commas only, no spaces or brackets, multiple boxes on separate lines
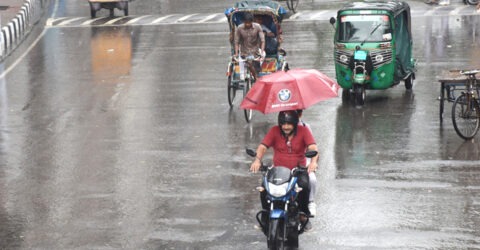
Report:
268,183,289,197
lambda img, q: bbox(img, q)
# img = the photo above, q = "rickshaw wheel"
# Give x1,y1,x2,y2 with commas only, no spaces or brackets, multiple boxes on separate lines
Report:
452,94,480,140
244,78,253,122
354,85,366,106
227,73,236,107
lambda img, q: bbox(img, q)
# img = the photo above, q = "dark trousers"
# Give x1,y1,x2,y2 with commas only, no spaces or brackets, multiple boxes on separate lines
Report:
260,169,310,215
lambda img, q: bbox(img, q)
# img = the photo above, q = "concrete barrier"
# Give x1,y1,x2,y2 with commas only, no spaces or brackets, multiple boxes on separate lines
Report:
0,0,44,61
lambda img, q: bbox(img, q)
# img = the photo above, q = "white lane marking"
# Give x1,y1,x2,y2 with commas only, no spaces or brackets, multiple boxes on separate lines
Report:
151,14,175,24
105,16,127,25
450,5,470,15
175,14,197,23
289,11,303,20
82,17,106,25
57,17,84,26
45,17,69,26
125,15,152,25
212,16,227,23
197,14,219,23
309,10,328,20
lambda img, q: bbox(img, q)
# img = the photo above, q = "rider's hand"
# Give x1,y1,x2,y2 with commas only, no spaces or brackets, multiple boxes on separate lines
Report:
307,161,318,174
250,159,262,173
261,50,266,58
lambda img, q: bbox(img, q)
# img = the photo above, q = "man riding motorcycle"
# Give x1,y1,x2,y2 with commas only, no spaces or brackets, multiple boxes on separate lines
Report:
250,110,319,229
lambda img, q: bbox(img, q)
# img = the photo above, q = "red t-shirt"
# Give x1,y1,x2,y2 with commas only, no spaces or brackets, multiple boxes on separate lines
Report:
261,125,316,169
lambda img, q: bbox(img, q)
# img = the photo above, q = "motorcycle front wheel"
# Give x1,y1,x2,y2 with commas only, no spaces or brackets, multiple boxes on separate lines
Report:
267,219,285,250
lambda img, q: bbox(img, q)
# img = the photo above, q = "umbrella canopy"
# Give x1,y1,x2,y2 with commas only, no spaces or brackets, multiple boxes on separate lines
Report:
240,68,340,114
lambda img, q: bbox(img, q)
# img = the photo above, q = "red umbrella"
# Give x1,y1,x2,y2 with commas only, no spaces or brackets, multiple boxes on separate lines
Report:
240,68,340,114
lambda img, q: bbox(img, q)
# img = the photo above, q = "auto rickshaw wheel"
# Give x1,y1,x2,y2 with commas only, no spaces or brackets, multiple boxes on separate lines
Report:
405,74,414,90
342,88,351,102
354,85,366,106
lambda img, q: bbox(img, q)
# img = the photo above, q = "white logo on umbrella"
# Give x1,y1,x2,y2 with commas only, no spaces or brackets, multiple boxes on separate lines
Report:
278,89,292,102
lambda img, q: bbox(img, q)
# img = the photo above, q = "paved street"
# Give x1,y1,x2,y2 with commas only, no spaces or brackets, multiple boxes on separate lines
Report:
0,0,480,249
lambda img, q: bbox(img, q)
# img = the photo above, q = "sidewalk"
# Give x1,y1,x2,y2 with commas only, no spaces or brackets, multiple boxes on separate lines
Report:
0,0,25,28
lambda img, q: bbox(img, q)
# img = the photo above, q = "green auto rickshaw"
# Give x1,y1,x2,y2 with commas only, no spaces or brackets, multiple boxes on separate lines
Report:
329,1,416,105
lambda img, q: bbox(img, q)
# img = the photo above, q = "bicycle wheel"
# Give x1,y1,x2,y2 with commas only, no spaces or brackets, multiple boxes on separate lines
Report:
287,0,299,13
243,78,253,123
452,93,480,140
227,65,236,107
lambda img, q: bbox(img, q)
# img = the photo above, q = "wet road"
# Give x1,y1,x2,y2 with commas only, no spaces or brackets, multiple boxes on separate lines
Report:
1,0,480,249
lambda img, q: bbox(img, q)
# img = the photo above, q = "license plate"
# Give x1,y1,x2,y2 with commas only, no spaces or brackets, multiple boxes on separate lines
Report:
354,50,367,60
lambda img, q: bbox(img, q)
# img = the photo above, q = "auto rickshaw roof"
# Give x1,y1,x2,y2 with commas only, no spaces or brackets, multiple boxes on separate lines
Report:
338,0,410,16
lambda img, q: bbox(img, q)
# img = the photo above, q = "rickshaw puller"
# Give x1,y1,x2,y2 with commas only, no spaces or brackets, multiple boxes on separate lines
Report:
234,12,265,80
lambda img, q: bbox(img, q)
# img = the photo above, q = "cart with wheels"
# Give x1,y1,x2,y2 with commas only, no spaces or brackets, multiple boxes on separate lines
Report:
88,0,129,18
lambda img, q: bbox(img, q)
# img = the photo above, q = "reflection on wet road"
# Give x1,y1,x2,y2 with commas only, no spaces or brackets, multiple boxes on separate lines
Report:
0,0,479,249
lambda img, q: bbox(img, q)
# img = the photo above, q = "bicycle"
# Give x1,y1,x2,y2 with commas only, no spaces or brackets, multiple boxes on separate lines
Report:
451,69,480,140
227,54,262,123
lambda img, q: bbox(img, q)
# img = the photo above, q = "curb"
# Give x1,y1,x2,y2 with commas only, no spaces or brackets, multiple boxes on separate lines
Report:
0,0,43,61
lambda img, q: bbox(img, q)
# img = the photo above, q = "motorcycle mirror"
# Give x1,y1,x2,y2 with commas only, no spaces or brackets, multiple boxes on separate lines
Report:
246,148,257,157
305,151,318,158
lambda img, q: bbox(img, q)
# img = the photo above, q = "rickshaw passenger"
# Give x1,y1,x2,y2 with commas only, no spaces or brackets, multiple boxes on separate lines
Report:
234,12,265,80
254,15,281,55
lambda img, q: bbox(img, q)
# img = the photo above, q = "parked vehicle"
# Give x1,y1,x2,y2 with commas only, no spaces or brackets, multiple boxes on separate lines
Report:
330,1,416,105
88,0,129,18
246,148,317,250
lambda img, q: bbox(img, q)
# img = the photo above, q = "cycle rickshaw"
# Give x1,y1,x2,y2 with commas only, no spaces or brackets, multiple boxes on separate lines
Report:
225,0,289,122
